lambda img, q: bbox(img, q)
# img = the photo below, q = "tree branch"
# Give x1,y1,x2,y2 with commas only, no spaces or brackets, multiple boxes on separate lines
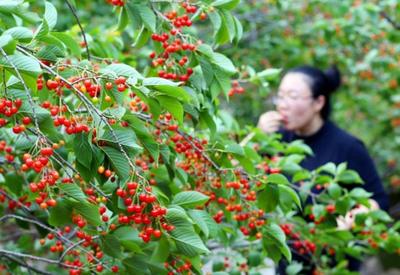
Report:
0,249,79,269
380,11,400,30
0,214,111,271
65,0,91,60
1,254,53,275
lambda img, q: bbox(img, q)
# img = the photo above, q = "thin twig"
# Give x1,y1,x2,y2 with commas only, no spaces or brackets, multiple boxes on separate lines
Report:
0,214,111,271
0,190,32,213
380,11,400,30
1,254,53,275
59,235,99,264
0,249,79,269
65,0,90,60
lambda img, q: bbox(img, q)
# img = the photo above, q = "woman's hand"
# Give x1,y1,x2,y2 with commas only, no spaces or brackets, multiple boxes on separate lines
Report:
336,199,379,230
257,111,283,134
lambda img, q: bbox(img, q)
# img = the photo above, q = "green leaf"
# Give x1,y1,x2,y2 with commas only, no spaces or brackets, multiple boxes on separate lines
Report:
212,0,241,10
99,126,142,151
113,226,141,242
101,179,117,194
236,155,255,173
336,196,351,215
143,77,179,86
263,223,291,262
59,183,86,201
286,262,303,275
134,4,156,32
3,27,32,42
103,63,142,80
258,184,279,212
44,1,57,30
285,140,313,155
147,97,162,122
156,95,184,124
263,244,282,263
336,170,363,184
132,25,150,48
327,183,342,199
188,209,219,238
0,34,14,53
75,159,94,183
169,222,210,256
51,32,81,57
117,6,129,31
233,16,243,43
101,146,131,180
209,11,221,36
224,143,244,156
267,173,290,185
349,188,372,199
211,68,231,99
37,34,65,50
215,13,230,44
140,137,159,164
278,184,302,210
0,53,41,77
220,10,235,42
14,134,36,151
73,132,93,168
250,68,282,83
172,191,209,208
123,255,148,275
317,162,337,175
66,199,101,226
166,206,191,223
37,45,65,62
151,236,170,263
370,210,392,222
210,52,236,75
102,234,122,258
48,199,73,226
123,113,151,136
199,110,216,135
34,19,49,39
3,172,23,195
145,80,191,102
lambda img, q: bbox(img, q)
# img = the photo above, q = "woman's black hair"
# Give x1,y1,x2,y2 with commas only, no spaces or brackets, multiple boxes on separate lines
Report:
286,65,341,120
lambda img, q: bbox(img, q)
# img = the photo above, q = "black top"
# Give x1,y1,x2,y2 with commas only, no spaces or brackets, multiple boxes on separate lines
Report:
279,120,389,211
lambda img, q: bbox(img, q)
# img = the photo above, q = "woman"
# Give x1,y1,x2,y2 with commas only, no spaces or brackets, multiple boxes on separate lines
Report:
257,65,389,273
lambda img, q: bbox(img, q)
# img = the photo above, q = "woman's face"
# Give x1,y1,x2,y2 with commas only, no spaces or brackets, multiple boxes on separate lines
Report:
276,73,324,131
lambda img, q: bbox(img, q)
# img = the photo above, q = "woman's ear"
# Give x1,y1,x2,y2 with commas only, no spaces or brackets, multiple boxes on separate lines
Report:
314,95,325,112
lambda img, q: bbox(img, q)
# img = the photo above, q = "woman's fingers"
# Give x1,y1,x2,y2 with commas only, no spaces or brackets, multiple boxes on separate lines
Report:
336,215,351,230
257,111,283,133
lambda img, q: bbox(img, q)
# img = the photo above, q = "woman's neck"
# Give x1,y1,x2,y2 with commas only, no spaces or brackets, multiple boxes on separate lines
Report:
294,116,324,137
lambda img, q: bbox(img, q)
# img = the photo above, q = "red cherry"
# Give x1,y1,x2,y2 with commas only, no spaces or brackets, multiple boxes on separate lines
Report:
326,204,336,214
22,117,32,125
117,84,126,92
41,147,53,156
153,229,162,238
105,82,113,90
14,99,22,108
114,76,126,85
127,182,138,190
12,125,24,134
116,188,124,197
47,199,57,207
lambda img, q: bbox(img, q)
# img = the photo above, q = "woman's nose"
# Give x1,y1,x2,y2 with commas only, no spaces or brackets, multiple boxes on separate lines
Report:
276,100,289,110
